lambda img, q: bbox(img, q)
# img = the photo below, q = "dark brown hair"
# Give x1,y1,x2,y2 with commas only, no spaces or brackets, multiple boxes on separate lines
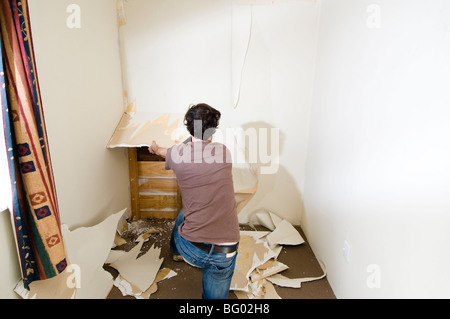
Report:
184,103,221,140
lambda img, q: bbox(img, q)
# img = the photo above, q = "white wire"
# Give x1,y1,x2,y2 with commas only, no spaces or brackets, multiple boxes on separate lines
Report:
233,5,254,110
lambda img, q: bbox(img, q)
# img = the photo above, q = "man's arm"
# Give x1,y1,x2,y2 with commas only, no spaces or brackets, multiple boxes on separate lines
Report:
148,141,167,159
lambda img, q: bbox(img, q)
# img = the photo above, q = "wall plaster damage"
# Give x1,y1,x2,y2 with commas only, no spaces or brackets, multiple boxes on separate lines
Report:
107,111,189,149
106,102,260,218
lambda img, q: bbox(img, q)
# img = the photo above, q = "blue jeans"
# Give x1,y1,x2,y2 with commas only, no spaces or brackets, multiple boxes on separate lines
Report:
170,209,238,299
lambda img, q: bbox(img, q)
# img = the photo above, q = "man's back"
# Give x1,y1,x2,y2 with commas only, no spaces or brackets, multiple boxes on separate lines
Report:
165,141,240,245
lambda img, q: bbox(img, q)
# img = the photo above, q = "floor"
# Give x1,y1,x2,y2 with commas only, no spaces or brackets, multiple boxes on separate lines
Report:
105,218,336,300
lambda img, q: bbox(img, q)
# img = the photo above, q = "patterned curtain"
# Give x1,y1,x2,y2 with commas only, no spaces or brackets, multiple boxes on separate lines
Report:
0,0,67,289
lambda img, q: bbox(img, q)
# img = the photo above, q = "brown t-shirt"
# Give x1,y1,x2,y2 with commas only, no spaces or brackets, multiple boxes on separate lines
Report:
165,141,240,244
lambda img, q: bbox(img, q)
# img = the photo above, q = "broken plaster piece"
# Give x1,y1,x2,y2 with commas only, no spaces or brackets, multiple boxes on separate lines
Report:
266,274,302,288
249,278,266,297
230,234,278,292
259,281,282,299
14,268,77,299
114,275,144,298
250,259,289,282
61,208,128,299
114,268,177,299
135,228,160,243
267,267,327,289
239,230,270,240
107,112,188,149
266,219,305,247
105,249,127,265
111,241,164,292
114,231,127,247
14,209,126,299
254,211,283,231
233,280,281,300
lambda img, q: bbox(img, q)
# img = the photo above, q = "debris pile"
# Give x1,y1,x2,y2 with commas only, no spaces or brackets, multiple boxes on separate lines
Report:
13,209,177,299
231,211,326,299
106,240,176,299
106,218,177,299
13,208,325,299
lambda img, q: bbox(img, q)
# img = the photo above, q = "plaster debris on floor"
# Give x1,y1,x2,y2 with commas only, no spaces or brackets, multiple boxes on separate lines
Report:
105,217,177,299
13,208,326,299
13,208,178,299
115,210,327,300
230,210,326,299
15,208,128,299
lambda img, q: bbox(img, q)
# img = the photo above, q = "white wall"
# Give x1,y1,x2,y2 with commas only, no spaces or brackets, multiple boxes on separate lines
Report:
120,0,319,225
28,0,130,228
120,0,232,113
227,1,318,225
303,0,450,298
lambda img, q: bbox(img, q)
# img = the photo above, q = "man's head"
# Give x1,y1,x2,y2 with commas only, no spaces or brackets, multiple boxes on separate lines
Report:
184,103,221,141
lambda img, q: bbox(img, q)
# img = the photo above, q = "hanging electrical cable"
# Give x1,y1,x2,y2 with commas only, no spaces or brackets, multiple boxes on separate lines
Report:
233,5,254,110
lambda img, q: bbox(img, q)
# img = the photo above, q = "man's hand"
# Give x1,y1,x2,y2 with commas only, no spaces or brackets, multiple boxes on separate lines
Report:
148,141,159,155
148,140,167,158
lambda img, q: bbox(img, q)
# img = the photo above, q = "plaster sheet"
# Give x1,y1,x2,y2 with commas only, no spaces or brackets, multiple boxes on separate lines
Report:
230,211,326,298
14,268,76,299
253,211,283,231
266,219,305,246
114,268,177,299
14,209,126,299
110,240,164,292
106,111,259,200
250,259,289,282
61,208,128,299
267,268,327,289
230,234,278,292
107,112,189,149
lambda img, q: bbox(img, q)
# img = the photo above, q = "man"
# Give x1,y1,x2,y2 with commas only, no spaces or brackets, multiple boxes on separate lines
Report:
148,103,240,299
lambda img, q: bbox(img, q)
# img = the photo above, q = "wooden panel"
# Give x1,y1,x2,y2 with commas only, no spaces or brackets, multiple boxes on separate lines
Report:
140,210,178,219
176,185,182,211
128,148,140,219
138,162,175,178
139,178,178,193
128,148,181,220
139,195,179,210
137,147,165,162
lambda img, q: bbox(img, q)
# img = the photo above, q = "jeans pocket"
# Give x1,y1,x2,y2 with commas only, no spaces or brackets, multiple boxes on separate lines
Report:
177,235,210,268
210,262,231,272
208,254,237,274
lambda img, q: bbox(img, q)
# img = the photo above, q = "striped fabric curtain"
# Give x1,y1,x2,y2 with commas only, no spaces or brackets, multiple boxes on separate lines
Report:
0,0,67,289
